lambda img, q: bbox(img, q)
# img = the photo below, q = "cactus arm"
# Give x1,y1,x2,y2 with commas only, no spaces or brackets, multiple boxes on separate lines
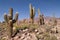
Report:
9,8,13,20
13,12,18,23
29,4,32,13
29,3,33,18
14,12,18,21
33,7,35,17
8,14,12,20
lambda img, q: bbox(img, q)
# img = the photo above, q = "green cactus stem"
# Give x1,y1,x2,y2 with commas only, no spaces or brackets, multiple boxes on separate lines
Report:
29,4,35,24
38,8,44,25
4,8,18,38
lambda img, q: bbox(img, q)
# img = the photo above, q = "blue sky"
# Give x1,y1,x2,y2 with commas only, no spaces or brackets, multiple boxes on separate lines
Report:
0,0,60,22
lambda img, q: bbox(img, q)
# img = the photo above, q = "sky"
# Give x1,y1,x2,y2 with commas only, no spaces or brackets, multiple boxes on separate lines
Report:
0,0,60,22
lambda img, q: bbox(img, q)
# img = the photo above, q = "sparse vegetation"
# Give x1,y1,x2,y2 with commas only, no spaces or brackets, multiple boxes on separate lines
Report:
44,35,57,40
29,24,39,30
18,24,28,30
0,3,59,40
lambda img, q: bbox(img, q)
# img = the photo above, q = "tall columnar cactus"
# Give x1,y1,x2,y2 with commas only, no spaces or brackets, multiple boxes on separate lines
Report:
4,8,18,38
29,4,35,24
38,8,44,25
52,13,57,26
41,14,45,25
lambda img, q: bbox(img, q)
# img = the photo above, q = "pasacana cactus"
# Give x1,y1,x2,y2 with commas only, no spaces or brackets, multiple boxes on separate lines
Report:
38,8,44,25
4,8,18,38
29,4,35,24
52,13,57,26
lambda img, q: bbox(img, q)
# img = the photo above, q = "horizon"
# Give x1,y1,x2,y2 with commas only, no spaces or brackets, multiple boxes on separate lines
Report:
0,0,60,22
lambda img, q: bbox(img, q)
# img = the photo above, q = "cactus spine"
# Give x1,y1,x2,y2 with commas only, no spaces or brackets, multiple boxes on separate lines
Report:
38,8,44,25
4,8,18,38
29,4,35,24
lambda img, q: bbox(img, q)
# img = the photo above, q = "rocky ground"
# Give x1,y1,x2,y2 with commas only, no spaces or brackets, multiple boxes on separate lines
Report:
0,24,60,40
0,17,60,40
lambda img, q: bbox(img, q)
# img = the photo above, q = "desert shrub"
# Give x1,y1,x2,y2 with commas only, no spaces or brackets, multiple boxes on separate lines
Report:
19,24,28,30
44,37,51,40
44,25,53,33
36,31,57,40
36,34,44,40
29,24,39,30
44,36,57,40
14,23,39,30
36,32,50,40
50,36,57,40
44,33,57,40
14,23,29,30
43,32,50,40
43,32,50,37
1,37,8,40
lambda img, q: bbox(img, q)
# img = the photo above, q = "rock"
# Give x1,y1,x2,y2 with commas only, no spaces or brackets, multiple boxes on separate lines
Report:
1,36,9,40
51,26,57,33
14,32,37,40
36,32,40,35
25,29,28,31
27,33,37,40
57,26,60,33
20,34,25,40
14,36,19,40
38,27,46,34
27,33,30,36
23,29,28,32
35,29,38,32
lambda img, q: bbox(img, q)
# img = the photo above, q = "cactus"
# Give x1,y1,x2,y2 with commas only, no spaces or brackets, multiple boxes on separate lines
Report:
40,15,44,25
38,8,44,25
29,4,35,24
4,8,18,38
52,13,57,26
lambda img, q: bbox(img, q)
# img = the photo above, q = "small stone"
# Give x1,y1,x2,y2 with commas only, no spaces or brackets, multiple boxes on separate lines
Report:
27,33,30,36
35,29,38,32
36,32,40,35
14,36,19,40
23,30,26,32
25,29,28,31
